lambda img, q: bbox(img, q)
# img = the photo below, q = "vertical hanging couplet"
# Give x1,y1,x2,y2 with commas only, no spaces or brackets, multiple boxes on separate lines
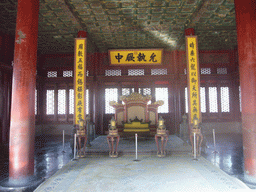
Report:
74,38,87,125
185,36,201,125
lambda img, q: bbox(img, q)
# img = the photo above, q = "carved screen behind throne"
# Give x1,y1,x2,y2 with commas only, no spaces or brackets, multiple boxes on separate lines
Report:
127,106,145,122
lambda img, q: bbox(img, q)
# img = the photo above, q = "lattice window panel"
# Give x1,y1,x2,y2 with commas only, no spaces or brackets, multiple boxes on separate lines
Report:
47,71,57,78
105,69,121,76
46,90,54,115
35,89,37,115
122,88,135,104
58,89,66,114
86,89,89,115
185,87,206,113
105,88,118,114
155,87,169,113
209,87,218,113
69,89,89,115
122,88,130,96
200,87,206,113
217,68,227,74
69,89,74,114
122,88,135,96
201,68,211,74
63,70,73,77
185,87,188,113
128,69,144,76
151,68,167,75
139,88,151,104
139,88,151,96
220,87,230,112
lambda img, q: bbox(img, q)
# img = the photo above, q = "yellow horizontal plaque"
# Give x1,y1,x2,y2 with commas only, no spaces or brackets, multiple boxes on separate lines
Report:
109,49,162,65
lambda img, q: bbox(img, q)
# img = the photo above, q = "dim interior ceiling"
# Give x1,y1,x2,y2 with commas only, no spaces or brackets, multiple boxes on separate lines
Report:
0,0,237,54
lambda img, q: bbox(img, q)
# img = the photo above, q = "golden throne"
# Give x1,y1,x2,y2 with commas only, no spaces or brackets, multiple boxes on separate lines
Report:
110,92,163,137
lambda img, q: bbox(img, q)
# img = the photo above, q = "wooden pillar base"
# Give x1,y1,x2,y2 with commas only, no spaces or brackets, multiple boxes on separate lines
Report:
155,133,168,157
107,134,120,158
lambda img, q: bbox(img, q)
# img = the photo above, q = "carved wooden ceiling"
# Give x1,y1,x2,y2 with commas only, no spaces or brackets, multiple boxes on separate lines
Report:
0,0,237,54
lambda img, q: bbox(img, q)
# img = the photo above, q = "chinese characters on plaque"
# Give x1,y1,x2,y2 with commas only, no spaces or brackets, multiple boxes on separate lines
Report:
109,49,163,65
74,38,86,125
186,36,201,124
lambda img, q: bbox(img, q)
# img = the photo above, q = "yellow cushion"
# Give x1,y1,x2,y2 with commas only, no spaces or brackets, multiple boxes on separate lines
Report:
123,122,150,132
124,122,149,129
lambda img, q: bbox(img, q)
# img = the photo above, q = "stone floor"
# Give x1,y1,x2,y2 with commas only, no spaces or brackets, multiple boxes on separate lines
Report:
202,133,244,182
0,133,255,191
35,153,250,192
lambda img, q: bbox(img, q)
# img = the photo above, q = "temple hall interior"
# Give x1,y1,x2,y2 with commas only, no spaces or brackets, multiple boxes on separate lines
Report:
0,0,256,191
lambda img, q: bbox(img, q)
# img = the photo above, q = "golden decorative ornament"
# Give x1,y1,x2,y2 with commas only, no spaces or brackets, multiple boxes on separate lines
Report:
120,92,151,102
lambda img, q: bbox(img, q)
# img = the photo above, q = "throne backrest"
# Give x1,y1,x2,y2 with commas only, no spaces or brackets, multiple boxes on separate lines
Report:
121,92,151,123
126,101,147,122
110,92,164,126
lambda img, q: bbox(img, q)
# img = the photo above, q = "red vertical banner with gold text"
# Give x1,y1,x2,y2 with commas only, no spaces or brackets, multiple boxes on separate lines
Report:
186,36,201,124
74,38,87,125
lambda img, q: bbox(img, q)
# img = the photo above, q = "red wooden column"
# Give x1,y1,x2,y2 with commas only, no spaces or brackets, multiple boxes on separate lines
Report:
185,28,195,36
172,50,180,134
77,30,87,38
235,0,256,183
8,0,39,186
